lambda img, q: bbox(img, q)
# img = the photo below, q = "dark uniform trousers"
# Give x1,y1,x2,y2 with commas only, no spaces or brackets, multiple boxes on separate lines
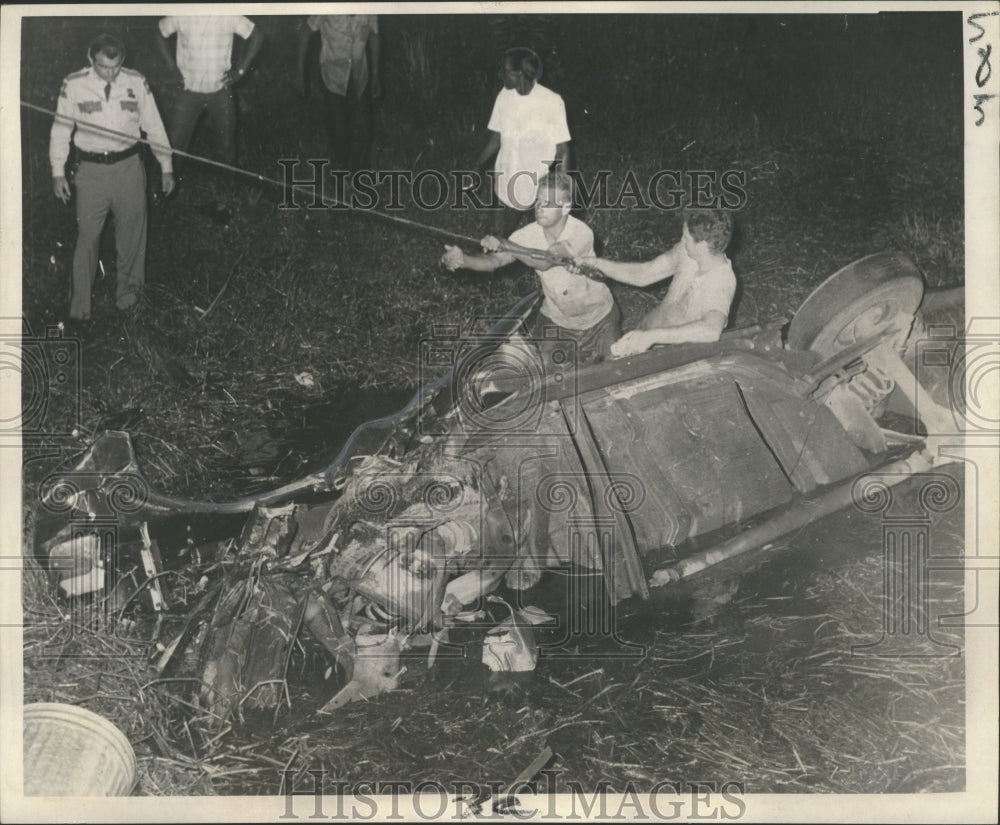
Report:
70,154,147,319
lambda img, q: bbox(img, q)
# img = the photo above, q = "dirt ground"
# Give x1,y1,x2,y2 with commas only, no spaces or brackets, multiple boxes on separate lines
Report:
19,12,966,797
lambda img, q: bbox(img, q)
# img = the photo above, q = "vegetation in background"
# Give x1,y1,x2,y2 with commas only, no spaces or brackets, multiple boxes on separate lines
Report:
19,13,965,795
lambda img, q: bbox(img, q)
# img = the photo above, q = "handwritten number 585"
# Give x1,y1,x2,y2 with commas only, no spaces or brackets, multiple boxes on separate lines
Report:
968,12,999,126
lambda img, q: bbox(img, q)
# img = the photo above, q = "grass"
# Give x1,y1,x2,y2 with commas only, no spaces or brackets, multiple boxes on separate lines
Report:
25,489,963,796
18,12,967,797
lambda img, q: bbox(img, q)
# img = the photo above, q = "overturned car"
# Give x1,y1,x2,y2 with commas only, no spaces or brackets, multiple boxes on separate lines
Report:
32,252,965,721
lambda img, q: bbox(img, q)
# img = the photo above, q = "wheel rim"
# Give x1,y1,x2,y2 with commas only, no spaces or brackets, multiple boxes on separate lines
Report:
787,252,925,356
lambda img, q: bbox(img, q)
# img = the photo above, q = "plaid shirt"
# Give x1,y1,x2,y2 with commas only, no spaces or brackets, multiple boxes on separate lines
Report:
159,16,255,94
50,66,173,176
308,15,378,97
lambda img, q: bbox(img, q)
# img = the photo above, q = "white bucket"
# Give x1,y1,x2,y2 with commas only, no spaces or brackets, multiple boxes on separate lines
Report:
23,703,137,796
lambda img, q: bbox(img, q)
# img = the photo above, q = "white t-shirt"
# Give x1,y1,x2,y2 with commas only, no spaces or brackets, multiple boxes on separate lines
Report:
159,16,255,94
487,84,571,210
640,253,736,330
510,216,614,330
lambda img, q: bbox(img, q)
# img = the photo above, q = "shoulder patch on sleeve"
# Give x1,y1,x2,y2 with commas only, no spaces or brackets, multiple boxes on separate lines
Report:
120,69,152,95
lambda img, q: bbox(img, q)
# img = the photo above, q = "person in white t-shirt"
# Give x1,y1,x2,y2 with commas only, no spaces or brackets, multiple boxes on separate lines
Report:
442,172,619,365
579,209,737,357
474,48,571,237
156,16,263,166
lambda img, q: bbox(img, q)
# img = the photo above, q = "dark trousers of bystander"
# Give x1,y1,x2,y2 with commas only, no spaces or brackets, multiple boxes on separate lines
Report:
168,88,237,167
321,81,373,174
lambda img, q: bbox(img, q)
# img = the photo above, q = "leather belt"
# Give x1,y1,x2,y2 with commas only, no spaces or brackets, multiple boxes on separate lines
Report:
76,143,140,164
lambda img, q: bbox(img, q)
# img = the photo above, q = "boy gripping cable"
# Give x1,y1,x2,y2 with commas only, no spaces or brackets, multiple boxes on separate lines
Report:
580,209,736,358
441,171,620,365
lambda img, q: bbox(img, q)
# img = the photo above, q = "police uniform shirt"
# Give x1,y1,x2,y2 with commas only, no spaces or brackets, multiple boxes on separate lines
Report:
49,65,173,177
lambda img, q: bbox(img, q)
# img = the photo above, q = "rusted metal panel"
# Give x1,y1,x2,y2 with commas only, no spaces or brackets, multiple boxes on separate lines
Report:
722,358,872,490
560,400,649,603
474,418,603,577
578,363,797,548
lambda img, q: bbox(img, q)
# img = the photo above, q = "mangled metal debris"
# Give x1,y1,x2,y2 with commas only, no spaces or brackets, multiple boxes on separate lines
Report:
32,252,966,720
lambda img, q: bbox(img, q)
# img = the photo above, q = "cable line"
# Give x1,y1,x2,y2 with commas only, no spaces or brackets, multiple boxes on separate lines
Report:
22,99,606,280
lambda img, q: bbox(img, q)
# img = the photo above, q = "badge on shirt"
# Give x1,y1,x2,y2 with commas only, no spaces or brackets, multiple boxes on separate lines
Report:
78,101,103,113
120,100,138,112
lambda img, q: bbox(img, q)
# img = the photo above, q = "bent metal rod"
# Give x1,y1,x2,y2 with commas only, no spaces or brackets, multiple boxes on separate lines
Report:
21,100,606,281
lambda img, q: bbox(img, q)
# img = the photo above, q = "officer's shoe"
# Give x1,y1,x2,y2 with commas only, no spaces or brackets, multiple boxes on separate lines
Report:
116,293,141,314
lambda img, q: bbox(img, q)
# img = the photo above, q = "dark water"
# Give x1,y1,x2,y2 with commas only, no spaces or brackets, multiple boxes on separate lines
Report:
225,383,415,486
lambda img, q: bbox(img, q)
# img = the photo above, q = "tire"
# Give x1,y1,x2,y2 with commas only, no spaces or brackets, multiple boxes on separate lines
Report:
787,252,925,356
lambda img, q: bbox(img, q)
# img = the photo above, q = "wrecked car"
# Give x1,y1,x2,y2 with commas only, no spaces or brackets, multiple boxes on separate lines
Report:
31,251,965,721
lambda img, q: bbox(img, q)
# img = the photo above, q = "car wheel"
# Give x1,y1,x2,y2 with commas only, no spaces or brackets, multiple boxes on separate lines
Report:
787,252,925,356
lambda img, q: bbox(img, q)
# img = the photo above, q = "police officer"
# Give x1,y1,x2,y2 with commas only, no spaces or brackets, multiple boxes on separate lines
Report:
50,33,176,321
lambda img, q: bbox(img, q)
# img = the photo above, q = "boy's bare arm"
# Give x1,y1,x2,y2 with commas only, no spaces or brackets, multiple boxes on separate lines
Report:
581,240,685,286
611,310,727,357
509,250,554,270
441,244,515,272
500,240,560,271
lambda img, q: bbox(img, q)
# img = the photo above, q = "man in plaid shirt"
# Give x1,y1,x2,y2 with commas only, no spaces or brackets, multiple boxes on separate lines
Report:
297,15,381,173
156,15,263,166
